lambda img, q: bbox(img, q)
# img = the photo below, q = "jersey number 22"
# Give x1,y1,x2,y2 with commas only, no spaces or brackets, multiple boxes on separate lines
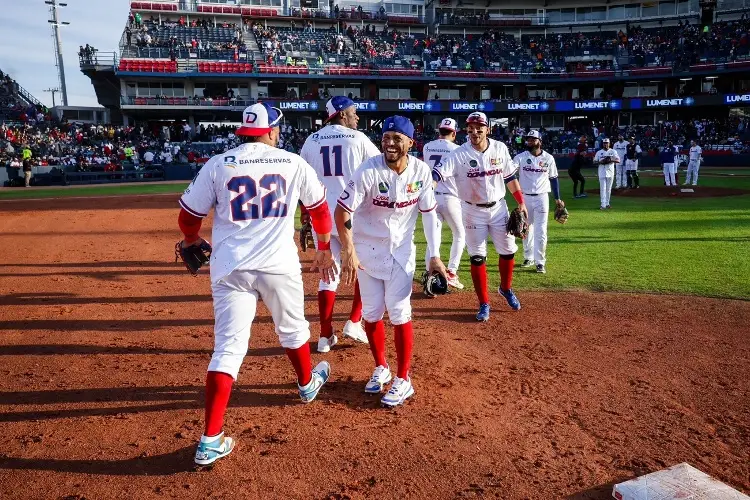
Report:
228,174,287,221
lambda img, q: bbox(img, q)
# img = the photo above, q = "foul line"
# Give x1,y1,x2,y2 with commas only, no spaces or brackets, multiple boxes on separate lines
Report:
0,192,181,203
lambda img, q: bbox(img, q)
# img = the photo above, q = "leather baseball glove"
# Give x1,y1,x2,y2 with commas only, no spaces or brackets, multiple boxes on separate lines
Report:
554,205,569,224
299,220,315,252
599,156,614,165
175,238,212,276
506,207,529,239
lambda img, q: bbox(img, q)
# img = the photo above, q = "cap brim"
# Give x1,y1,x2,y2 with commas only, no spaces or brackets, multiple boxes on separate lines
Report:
236,126,272,137
438,127,456,133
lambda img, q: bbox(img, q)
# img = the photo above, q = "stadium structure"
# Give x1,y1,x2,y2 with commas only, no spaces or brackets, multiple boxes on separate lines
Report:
79,0,750,138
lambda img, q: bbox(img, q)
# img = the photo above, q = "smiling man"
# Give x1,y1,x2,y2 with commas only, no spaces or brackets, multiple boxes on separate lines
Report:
334,115,447,408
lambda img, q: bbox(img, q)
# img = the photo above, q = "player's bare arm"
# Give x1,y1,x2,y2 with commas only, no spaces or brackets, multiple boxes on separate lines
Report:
334,205,360,286
506,178,528,219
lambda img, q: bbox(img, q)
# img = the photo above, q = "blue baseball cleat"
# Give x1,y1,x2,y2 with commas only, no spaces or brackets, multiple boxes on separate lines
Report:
476,303,490,322
498,287,521,311
298,361,330,403
194,432,235,466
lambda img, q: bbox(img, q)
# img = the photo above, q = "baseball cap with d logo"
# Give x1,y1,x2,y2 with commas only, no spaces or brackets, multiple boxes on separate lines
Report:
438,118,457,132
466,112,488,126
236,102,284,136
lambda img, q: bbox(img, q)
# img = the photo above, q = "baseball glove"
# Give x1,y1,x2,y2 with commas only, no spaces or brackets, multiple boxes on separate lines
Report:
554,205,569,224
175,239,212,276
506,207,529,239
299,221,315,252
422,271,448,298
599,156,614,165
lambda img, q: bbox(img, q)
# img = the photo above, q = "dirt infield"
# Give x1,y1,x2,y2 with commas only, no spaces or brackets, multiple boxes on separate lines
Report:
0,195,748,499
587,185,750,198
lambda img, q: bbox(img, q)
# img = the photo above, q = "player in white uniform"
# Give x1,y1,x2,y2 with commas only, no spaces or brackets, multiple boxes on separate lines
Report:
177,103,336,465
515,130,564,274
594,138,620,210
684,140,702,186
624,136,642,189
434,112,528,322
335,116,446,408
613,135,629,189
299,96,381,352
422,118,464,289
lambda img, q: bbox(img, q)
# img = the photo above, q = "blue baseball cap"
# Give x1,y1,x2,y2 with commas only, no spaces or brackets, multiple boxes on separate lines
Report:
237,102,283,136
382,115,414,139
324,96,356,123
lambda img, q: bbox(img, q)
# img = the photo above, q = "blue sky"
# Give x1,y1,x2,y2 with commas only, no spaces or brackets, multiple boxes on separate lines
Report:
0,0,130,108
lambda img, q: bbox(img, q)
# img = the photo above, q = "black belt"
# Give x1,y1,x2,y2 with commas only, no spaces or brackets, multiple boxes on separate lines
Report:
524,193,540,196
466,201,497,208
435,191,447,195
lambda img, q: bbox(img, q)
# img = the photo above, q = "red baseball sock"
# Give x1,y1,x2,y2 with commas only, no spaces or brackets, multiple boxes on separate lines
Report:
349,280,363,323
393,322,414,379
204,371,234,437
318,290,336,338
364,320,387,367
285,343,312,386
470,262,489,305
499,257,514,292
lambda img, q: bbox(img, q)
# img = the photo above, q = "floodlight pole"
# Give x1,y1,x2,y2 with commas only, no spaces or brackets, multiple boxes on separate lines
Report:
46,0,70,106
44,87,60,107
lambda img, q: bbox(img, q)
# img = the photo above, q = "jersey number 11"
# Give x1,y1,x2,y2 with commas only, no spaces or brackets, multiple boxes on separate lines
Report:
320,145,343,177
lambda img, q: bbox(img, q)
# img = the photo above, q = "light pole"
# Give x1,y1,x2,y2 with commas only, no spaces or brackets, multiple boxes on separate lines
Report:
44,87,60,107
45,0,71,106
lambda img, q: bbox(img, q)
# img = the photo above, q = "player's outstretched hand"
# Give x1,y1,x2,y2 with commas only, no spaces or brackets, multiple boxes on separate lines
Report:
312,249,338,284
339,247,362,286
428,256,447,280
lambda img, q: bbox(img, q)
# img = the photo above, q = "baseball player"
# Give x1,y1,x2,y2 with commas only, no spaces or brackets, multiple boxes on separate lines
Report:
334,115,446,408
625,136,642,189
660,142,677,187
300,96,381,353
433,111,527,322
178,103,336,465
422,117,464,289
684,140,702,186
594,138,619,210
515,130,564,274
613,135,629,189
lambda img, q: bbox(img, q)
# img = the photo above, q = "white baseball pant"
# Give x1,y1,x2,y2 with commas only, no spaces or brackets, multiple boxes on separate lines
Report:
625,159,638,171
312,232,343,292
357,263,413,326
598,165,614,208
463,199,518,257
663,163,676,186
522,194,549,266
424,193,465,273
208,270,310,379
685,160,700,185
615,162,627,188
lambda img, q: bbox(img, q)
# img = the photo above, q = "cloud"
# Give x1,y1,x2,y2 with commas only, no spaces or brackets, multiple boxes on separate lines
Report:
0,0,129,108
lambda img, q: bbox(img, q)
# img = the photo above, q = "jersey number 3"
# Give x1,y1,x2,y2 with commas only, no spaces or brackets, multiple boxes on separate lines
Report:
320,145,343,177
228,174,288,221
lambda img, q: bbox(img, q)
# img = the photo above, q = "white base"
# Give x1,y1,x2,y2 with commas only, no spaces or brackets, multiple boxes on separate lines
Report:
680,189,695,193
613,463,749,500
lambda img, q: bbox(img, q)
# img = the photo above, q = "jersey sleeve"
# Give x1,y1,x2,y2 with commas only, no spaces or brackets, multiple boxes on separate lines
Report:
298,158,327,209
361,136,381,161
502,145,518,180
434,150,456,181
179,158,217,218
547,155,558,178
337,162,367,213
418,172,437,213
299,137,314,166
612,150,621,163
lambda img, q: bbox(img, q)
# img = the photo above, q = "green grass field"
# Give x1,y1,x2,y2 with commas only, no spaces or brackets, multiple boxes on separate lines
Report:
2,169,749,299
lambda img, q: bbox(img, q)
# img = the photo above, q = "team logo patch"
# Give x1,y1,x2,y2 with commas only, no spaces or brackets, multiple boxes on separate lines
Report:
223,155,238,168
378,181,389,193
490,158,501,166
406,181,423,193
526,159,532,164
469,160,478,168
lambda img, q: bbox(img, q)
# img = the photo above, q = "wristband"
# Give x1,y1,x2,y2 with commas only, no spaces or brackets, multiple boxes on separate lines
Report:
317,240,331,251
512,190,524,205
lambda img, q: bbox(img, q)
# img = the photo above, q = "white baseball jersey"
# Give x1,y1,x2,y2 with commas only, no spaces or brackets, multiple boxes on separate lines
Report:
614,141,629,162
594,148,620,176
179,142,326,284
422,139,460,196
337,154,436,280
435,139,517,204
689,145,702,161
514,150,558,195
300,124,380,235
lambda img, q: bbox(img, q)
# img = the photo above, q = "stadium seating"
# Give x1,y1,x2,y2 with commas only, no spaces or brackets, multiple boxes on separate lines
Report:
197,62,253,73
118,59,177,72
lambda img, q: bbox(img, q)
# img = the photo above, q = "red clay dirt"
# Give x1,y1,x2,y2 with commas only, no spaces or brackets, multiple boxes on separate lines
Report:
0,194,747,500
